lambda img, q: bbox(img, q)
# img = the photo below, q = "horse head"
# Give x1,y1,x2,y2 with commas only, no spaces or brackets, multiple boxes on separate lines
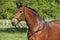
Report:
11,3,25,26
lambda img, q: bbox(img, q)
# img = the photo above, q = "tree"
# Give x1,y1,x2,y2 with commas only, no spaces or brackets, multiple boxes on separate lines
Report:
0,0,60,19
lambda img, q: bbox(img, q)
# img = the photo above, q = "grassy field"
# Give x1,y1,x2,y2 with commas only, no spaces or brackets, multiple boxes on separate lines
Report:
0,28,27,40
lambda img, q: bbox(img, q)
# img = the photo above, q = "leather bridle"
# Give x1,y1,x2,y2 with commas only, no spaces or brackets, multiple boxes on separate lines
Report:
13,6,25,21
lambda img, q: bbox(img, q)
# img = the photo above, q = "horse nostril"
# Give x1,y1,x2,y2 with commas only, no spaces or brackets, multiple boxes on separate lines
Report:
12,22,16,26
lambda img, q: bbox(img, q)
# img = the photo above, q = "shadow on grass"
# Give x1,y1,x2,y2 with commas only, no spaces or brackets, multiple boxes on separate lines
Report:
0,28,27,33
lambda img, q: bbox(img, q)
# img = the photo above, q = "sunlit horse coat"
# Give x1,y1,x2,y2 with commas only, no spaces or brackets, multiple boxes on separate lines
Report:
11,3,60,40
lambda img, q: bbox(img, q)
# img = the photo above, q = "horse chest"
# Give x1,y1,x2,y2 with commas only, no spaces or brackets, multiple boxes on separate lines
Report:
28,29,48,40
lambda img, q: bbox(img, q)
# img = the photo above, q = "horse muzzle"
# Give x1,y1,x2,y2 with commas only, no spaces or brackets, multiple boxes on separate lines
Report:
11,22,17,26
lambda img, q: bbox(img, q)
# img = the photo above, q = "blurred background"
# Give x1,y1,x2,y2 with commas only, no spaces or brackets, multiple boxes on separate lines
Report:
0,0,60,40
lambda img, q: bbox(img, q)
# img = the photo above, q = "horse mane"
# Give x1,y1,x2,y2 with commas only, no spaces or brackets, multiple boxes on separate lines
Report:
25,6,38,14
25,6,45,21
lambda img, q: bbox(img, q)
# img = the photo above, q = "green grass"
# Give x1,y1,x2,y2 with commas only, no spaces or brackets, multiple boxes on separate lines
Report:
0,28,27,40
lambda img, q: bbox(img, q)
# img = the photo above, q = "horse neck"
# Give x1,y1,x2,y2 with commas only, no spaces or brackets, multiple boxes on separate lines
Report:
25,7,45,33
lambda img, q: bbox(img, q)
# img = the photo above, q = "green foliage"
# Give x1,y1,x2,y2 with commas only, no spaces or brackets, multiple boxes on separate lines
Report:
0,0,60,19
0,0,16,19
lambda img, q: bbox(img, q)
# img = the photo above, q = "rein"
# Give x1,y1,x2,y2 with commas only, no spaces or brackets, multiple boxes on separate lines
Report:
29,22,46,35
13,5,46,34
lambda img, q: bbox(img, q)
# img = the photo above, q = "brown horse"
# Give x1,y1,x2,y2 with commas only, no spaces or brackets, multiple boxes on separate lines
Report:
11,3,60,40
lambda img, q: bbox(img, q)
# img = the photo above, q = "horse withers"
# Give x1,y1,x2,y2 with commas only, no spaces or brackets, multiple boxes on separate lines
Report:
11,3,60,40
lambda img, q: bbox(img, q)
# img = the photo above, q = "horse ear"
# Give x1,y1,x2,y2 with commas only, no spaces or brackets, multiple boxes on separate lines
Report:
16,3,22,8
